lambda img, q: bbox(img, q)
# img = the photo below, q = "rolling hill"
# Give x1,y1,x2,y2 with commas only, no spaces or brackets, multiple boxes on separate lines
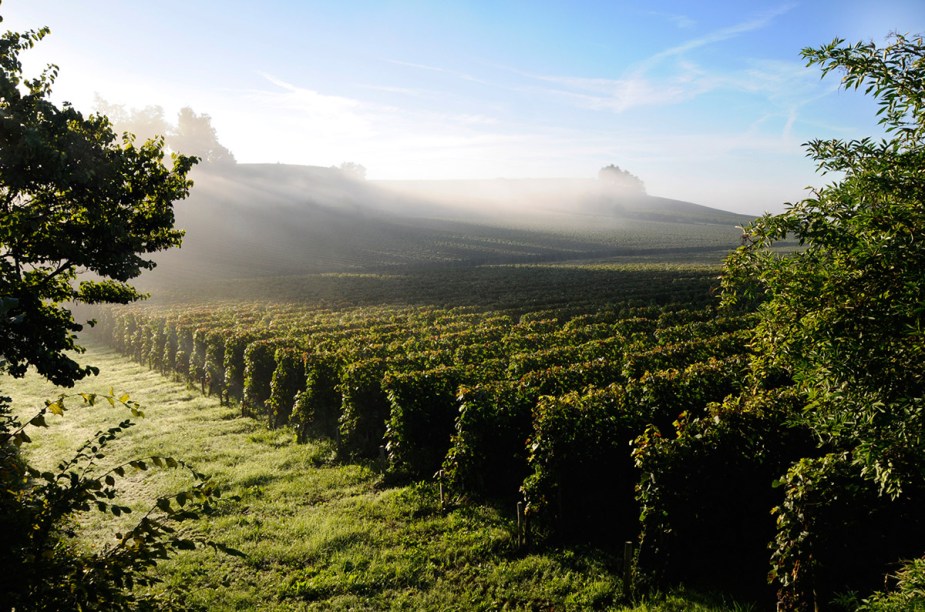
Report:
140,163,752,291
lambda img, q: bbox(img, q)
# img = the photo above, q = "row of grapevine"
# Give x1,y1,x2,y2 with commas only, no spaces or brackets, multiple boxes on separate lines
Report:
86,260,925,609
90,293,754,547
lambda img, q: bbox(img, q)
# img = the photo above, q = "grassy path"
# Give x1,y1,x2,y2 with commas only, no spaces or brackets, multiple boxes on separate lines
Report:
3,340,741,611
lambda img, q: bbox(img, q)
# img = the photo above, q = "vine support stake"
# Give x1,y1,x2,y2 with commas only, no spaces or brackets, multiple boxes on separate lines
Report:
437,469,445,508
516,501,524,549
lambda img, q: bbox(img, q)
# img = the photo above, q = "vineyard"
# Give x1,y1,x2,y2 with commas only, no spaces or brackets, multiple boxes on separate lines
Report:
5,10,925,610
84,253,925,609
82,265,759,601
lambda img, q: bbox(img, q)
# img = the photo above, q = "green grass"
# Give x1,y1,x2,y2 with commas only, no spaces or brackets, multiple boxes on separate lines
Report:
4,340,748,610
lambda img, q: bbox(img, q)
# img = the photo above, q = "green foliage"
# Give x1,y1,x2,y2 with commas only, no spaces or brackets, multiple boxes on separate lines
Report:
769,453,925,610
266,347,306,428
338,357,391,459
11,344,776,610
222,330,260,404
522,384,648,548
0,11,238,609
715,33,925,608
856,556,925,610
722,33,925,497
0,16,196,387
173,325,193,381
0,392,239,610
290,352,342,442
383,365,467,479
202,329,226,397
188,327,209,390
242,339,278,416
443,381,537,501
633,389,814,601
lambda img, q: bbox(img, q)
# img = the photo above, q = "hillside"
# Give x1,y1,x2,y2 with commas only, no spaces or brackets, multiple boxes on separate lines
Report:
140,164,751,291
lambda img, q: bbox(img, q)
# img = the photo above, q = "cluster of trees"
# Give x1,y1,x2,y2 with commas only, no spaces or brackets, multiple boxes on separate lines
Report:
95,98,236,166
598,164,645,193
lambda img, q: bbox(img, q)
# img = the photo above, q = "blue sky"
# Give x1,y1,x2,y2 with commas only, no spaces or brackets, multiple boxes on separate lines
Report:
4,1,925,214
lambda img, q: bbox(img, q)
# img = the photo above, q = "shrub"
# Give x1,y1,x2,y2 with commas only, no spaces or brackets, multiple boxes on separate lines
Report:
242,339,280,417
633,389,815,603
291,352,342,442
383,365,467,479
522,384,648,549
203,329,226,397
443,380,538,501
0,394,239,610
338,357,391,459
771,453,925,610
267,347,307,428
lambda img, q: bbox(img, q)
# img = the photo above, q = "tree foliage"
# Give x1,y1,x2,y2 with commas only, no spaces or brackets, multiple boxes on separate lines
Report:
96,99,236,167
0,19,197,386
718,33,925,608
171,107,235,166
598,164,645,193
0,10,240,610
722,33,925,496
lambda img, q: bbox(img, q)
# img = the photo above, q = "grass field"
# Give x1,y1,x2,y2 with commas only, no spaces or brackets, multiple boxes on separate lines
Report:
4,340,753,610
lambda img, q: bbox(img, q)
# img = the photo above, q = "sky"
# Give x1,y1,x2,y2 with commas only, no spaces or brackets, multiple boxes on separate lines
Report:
4,1,925,215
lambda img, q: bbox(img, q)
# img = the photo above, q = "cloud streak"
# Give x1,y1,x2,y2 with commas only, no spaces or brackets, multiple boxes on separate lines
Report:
385,59,489,85
641,3,797,69
526,3,798,113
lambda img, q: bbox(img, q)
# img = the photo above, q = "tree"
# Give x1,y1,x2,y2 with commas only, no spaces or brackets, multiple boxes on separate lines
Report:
720,33,925,608
93,99,236,167
1,22,197,387
598,164,645,193
0,12,236,610
93,96,171,146
170,106,235,165
723,33,925,495
338,161,366,180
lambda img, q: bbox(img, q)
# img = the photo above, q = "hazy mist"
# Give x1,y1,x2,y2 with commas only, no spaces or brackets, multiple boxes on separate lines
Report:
136,160,751,296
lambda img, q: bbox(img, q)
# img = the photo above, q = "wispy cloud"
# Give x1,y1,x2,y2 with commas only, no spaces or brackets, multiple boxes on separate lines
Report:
385,59,488,85
525,4,798,113
529,73,708,113
255,74,371,137
641,3,797,69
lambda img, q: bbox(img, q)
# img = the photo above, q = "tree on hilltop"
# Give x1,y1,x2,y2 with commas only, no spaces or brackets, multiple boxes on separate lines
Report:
172,106,235,165
95,98,236,166
598,164,645,193
338,161,367,180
